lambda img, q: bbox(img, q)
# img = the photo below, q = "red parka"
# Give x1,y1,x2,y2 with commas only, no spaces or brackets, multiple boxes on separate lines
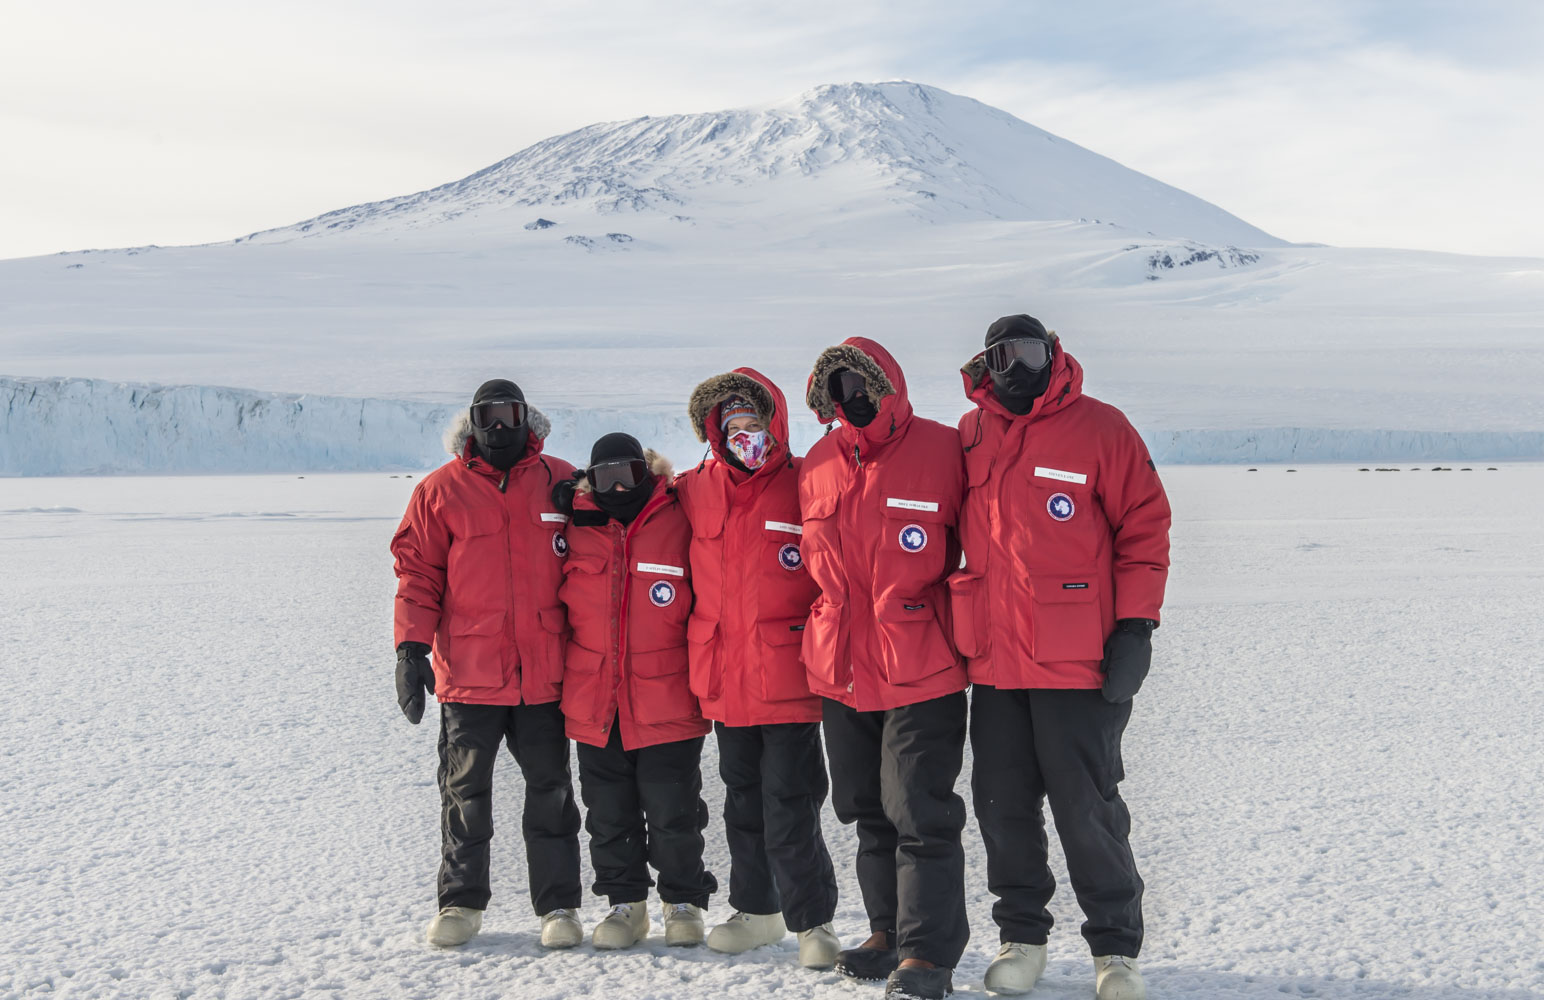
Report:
390,410,576,706
558,452,711,751
952,340,1171,689
797,338,968,712
675,368,821,727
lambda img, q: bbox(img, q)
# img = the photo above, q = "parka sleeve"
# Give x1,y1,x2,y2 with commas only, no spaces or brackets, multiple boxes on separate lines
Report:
390,481,452,647
1097,415,1172,623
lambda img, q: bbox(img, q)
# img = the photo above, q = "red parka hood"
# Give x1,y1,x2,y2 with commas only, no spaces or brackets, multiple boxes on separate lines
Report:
961,339,1085,426
805,337,915,447
687,367,791,478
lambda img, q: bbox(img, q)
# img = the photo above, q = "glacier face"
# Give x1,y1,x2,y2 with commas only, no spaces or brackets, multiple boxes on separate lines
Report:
5,377,1540,477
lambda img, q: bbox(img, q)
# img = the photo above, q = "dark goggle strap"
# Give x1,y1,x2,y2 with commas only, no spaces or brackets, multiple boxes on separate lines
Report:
470,399,528,430
588,458,649,492
984,337,1052,375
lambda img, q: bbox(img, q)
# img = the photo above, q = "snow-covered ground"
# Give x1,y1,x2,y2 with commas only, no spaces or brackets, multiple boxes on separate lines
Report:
4,465,1540,999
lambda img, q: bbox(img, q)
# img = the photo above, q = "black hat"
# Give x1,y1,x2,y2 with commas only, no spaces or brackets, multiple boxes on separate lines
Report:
985,314,1049,348
590,432,645,467
472,379,525,404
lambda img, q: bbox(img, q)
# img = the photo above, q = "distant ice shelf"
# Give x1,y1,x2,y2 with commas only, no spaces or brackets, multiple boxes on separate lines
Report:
4,377,1541,477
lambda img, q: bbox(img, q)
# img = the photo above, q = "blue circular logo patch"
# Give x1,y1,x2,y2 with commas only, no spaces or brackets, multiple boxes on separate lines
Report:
1047,493,1075,522
778,543,803,571
648,580,677,607
551,531,568,557
898,524,928,552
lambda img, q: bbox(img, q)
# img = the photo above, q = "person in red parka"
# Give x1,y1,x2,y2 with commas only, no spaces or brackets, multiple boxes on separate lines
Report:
798,338,968,1000
389,379,583,951
953,315,1171,1000
552,432,718,952
674,369,839,967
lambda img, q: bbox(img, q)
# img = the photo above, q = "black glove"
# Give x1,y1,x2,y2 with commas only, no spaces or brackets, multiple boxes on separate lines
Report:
396,641,435,724
1100,618,1156,704
550,470,583,515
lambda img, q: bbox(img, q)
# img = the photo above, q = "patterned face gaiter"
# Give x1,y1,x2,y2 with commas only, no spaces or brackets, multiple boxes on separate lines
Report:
727,429,770,470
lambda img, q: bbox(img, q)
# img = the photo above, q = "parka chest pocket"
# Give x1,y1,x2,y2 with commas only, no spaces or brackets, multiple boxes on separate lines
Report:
444,506,507,600
880,493,950,575
532,507,571,562
1022,461,1101,565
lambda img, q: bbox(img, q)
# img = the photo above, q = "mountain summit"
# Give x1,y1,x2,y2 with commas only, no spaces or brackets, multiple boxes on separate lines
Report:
247,82,1280,248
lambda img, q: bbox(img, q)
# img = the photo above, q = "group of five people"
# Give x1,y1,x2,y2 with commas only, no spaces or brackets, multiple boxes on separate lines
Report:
390,314,1171,1000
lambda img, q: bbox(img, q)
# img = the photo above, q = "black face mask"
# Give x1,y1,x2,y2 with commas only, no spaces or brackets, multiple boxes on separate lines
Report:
592,475,655,525
473,423,529,470
990,364,1052,415
839,396,877,427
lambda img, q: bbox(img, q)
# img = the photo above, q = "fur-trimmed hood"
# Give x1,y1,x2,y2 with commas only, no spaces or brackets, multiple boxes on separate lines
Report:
804,337,914,445
575,449,673,494
442,404,553,458
686,367,792,474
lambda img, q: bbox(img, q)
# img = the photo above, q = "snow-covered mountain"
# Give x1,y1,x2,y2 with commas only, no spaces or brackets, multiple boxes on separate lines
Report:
241,82,1281,249
1,81,1540,474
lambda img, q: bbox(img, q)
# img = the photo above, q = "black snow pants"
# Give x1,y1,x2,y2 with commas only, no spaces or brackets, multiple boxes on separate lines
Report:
822,691,969,968
716,721,839,932
970,685,1144,957
575,718,718,908
436,700,582,914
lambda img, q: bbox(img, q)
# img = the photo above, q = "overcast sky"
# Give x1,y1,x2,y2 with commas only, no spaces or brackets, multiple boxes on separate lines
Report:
3,0,1541,260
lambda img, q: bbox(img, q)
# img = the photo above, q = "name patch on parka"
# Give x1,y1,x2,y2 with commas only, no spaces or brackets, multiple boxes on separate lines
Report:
636,562,685,577
1034,467,1088,485
886,497,939,512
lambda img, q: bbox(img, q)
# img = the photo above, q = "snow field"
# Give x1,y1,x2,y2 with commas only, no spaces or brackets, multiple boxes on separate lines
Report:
2,466,1541,998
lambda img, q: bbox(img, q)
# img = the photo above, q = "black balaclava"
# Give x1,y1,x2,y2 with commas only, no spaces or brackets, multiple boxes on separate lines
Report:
830,367,878,427
985,314,1054,415
470,379,530,470
588,432,655,525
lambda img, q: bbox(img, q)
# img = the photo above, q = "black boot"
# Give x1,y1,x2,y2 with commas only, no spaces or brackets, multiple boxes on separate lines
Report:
885,964,954,999
835,931,899,980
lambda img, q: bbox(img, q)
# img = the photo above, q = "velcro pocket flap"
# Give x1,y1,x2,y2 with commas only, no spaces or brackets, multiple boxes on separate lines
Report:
878,597,935,623
757,617,808,646
1035,578,1097,603
802,493,839,520
450,609,505,636
687,615,718,644
537,605,568,633
450,506,504,538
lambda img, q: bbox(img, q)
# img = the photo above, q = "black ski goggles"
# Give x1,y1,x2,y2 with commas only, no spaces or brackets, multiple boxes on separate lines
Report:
469,399,528,430
828,369,868,404
984,338,1053,375
588,458,649,493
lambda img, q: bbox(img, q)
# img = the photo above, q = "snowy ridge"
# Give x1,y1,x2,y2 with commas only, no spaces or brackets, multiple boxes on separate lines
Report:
237,82,1280,248
6,377,1541,476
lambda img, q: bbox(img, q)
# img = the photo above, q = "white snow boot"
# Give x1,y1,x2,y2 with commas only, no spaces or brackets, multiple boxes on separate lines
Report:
1094,955,1146,1000
983,942,1047,995
796,922,841,969
592,901,650,950
539,907,583,949
662,902,706,946
707,911,786,953
425,906,482,948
